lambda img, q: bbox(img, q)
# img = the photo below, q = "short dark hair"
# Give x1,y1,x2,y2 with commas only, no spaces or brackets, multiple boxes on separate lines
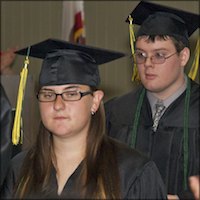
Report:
136,35,188,53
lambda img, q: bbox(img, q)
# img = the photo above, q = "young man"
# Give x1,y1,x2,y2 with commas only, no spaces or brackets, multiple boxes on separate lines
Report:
105,1,199,199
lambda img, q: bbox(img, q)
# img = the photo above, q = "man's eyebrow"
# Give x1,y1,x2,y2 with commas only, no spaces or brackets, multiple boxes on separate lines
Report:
135,48,169,53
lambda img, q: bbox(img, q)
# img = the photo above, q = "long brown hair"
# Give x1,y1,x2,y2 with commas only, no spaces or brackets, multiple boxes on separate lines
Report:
14,89,121,199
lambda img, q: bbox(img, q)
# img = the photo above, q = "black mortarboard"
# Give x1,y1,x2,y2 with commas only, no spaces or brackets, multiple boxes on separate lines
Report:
126,1,200,46
16,38,126,87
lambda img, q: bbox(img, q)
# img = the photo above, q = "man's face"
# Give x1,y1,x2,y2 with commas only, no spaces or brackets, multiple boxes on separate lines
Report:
135,37,189,99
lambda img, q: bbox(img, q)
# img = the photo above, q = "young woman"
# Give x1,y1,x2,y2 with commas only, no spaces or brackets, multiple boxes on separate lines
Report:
1,39,166,199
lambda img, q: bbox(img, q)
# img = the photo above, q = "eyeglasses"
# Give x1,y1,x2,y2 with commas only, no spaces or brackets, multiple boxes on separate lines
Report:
134,52,177,64
37,90,93,102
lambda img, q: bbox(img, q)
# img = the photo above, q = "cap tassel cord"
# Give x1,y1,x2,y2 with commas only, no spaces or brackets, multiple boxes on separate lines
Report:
12,47,30,145
128,15,140,82
188,38,199,81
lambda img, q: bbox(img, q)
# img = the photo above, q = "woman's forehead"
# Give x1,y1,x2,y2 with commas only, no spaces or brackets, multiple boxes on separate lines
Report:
41,84,90,90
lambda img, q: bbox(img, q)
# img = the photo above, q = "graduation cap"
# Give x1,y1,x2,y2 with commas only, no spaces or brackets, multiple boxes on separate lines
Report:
127,1,199,41
16,38,126,87
126,1,199,81
12,38,126,145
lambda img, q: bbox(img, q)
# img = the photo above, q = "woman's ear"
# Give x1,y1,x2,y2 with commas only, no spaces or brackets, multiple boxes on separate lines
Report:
91,90,104,113
179,47,190,67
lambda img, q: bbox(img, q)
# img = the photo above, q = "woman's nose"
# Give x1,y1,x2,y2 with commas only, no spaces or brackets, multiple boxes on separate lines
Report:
53,95,65,110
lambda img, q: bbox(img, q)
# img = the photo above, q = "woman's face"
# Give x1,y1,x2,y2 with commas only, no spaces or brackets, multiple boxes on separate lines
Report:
38,84,104,139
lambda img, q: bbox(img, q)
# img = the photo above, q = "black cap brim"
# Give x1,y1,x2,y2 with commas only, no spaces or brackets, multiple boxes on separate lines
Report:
15,38,126,65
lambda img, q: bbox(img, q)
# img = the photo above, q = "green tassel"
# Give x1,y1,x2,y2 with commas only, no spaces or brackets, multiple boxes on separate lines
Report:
130,87,145,148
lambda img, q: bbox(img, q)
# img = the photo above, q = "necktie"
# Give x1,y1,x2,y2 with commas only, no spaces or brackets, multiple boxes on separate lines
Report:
152,100,165,132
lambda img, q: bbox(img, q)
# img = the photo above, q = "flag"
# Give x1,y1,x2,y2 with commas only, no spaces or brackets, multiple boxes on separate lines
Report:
61,1,86,44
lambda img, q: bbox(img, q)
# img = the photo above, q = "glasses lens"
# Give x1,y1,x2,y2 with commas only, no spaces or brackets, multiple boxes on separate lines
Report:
152,54,165,64
134,52,146,64
62,91,81,101
38,92,56,102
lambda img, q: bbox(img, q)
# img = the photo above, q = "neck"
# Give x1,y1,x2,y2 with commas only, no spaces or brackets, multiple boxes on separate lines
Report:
152,75,186,100
53,133,87,161
52,133,87,196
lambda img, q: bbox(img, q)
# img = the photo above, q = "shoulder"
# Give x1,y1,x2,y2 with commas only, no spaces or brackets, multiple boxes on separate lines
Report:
105,85,143,109
190,79,200,104
188,79,200,126
0,151,28,198
7,150,28,185
11,150,28,163
9,150,28,173
108,138,166,197
105,85,144,122
109,137,150,170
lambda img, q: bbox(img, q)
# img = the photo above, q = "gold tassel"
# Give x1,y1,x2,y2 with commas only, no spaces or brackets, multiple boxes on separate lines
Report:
12,49,30,145
128,15,140,82
188,38,199,81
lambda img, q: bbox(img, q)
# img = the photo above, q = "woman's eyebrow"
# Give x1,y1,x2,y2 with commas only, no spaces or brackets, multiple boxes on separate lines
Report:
63,85,79,90
40,88,54,91
41,85,80,91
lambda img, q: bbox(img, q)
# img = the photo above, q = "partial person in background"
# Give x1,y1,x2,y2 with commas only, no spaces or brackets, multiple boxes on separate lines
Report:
0,47,17,188
0,83,12,188
105,2,199,200
1,38,167,199
0,47,17,75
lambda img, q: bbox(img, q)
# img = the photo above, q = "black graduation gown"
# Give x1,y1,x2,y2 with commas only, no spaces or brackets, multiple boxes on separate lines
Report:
0,83,12,187
1,137,167,199
105,79,199,199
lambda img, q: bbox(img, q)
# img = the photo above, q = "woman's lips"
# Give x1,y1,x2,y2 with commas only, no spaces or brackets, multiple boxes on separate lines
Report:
54,116,67,120
145,73,157,80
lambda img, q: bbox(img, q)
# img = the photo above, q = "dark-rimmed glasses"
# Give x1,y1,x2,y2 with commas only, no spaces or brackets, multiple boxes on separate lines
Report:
134,52,177,64
37,90,93,102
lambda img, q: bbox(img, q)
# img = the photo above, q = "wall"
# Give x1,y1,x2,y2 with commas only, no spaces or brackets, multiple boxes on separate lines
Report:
1,1,199,99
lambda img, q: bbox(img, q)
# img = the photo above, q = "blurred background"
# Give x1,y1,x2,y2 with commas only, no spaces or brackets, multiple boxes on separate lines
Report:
1,1,199,148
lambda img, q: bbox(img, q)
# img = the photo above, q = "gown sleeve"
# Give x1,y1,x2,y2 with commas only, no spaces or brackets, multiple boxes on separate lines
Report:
126,161,167,199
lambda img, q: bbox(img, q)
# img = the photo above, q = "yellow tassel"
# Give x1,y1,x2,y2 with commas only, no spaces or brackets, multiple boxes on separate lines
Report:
188,38,199,81
12,56,29,145
128,15,140,82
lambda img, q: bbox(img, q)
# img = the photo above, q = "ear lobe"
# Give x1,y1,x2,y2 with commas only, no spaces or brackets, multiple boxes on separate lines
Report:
180,47,190,67
91,90,104,112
